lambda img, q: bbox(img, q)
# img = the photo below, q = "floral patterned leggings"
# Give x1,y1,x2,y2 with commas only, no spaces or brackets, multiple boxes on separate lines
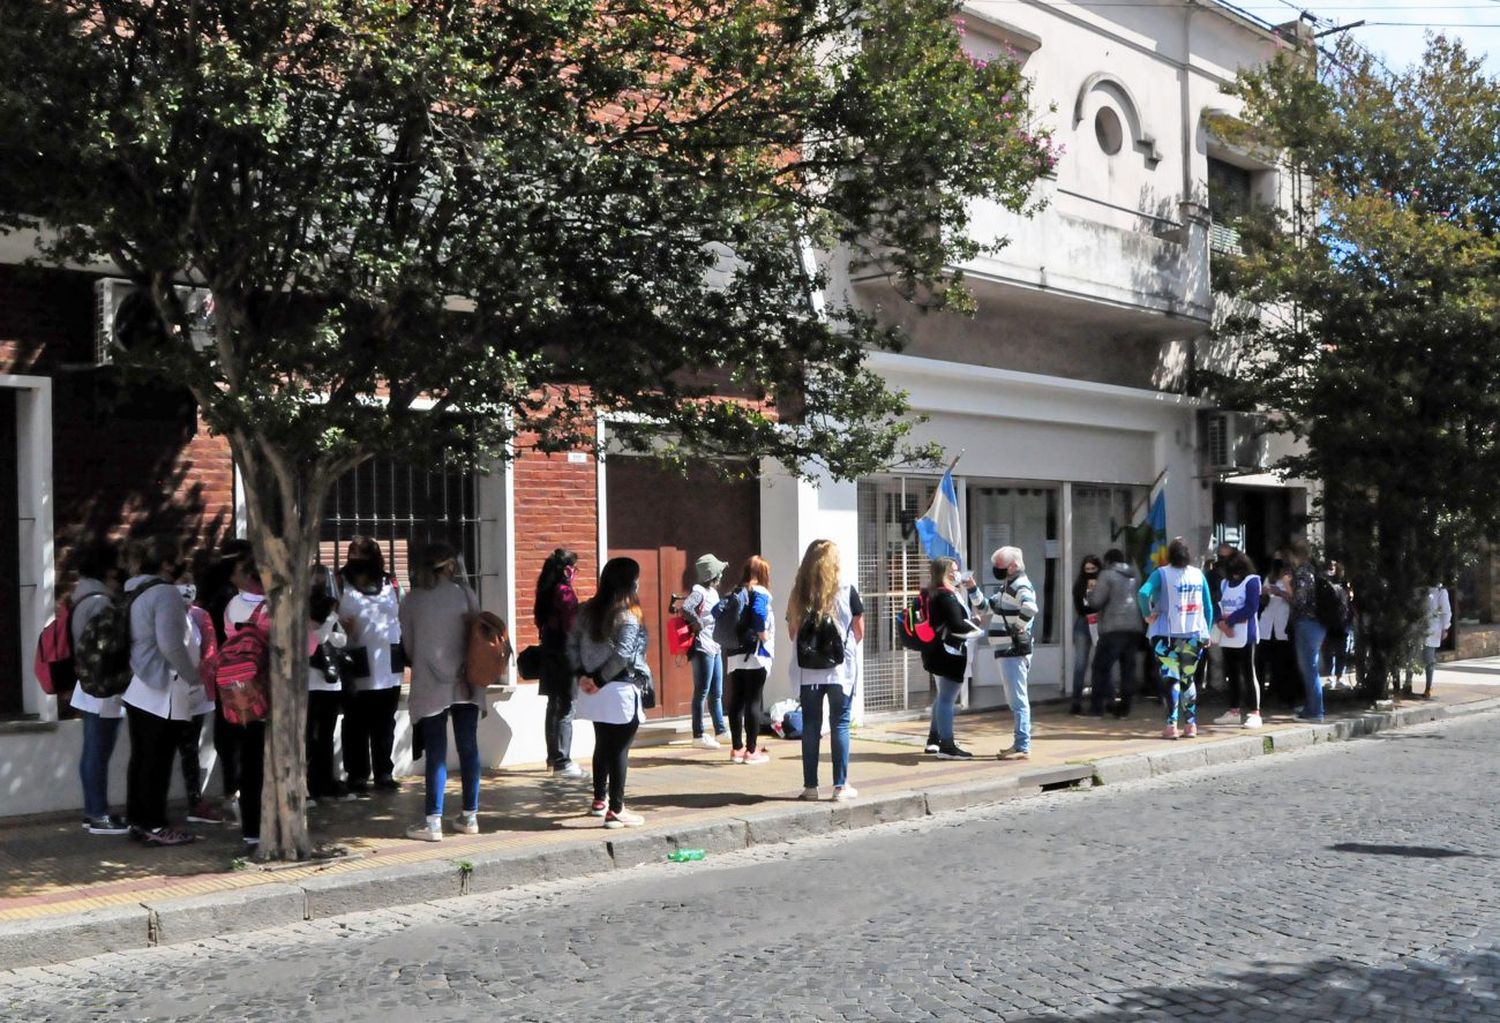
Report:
1153,636,1206,726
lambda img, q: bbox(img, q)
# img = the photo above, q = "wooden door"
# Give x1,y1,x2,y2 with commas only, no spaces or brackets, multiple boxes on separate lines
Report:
613,547,692,719
606,456,760,721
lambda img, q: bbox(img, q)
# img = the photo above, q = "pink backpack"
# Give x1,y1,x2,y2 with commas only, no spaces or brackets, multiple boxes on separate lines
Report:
33,600,76,695
213,605,271,725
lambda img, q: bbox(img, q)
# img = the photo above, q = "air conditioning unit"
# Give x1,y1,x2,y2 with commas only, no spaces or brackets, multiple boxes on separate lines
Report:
94,277,216,366
1201,410,1270,474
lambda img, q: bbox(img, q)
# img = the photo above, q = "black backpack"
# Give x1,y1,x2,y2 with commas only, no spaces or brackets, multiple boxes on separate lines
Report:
1314,574,1351,631
795,610,848,670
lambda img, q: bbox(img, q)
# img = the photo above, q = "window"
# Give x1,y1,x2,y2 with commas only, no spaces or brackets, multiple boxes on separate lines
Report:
1207,157,1253,223
1095,107,1124,156
320,453,480,590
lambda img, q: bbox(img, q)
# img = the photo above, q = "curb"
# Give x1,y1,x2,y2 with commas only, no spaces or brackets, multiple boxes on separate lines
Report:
5,698,1498,970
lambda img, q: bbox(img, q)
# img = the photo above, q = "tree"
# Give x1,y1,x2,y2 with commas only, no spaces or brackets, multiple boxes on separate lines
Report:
1212,36,1500,699
0,1,1055,857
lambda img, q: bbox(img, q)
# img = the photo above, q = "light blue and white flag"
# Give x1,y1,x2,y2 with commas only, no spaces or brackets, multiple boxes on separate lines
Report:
915,467,964,568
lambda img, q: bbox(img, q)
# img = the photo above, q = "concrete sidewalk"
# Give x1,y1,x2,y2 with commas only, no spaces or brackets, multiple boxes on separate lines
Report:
4,660,1500,969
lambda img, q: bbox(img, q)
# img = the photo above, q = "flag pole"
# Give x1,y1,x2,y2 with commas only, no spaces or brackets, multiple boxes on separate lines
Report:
1127,466,1169,521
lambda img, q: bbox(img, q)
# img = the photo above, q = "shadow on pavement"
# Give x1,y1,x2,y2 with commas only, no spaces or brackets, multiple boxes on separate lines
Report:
1011,949,1500,1022
1330,842,1489,859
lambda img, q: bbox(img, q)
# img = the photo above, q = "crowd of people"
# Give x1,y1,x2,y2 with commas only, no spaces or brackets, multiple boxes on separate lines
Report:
52,523,1455,851
56,532,872,848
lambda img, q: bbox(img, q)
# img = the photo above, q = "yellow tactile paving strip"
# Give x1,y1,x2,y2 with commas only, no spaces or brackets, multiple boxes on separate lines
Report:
3,670,1497,923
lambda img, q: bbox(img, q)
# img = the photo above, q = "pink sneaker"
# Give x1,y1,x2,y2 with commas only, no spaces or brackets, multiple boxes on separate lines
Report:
730,747,747,764
1161,724,1180,740
1182,722,1198,738
743,749,771,765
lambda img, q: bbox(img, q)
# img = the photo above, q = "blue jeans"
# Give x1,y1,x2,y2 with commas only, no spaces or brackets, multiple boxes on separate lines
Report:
931,676,962,745
690,650,726,738
800,684,851,788
998,655,1032,752
421,703,481,817
1071,616,1093,703
79,711,122,819
1293,620,1327,718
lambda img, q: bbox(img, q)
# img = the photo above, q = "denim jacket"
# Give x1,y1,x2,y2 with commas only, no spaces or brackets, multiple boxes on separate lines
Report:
568,608,651,684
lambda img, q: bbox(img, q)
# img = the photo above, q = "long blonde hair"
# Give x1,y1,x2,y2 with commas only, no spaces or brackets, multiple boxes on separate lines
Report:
787,539,841,625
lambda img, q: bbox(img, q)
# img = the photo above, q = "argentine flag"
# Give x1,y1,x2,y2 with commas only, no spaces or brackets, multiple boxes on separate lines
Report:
915,468,964,567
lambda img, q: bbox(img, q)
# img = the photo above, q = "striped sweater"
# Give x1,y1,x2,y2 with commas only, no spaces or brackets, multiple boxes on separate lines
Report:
969,572,1039,658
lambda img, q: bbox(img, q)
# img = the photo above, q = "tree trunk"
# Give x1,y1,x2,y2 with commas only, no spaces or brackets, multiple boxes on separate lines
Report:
233,435,328,861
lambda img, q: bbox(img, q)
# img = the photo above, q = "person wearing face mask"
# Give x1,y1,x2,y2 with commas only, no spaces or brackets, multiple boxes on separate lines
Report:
569,557,652,829
337,537,404,795
221,551,270,851
534,548,583,778
120,536,201,847
923,557,982,759
972,546,1039,761
1069,555,1103,715
172,566,223,826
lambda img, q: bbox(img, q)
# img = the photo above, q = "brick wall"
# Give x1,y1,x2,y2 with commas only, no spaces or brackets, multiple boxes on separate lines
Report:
511,441,599,649
0,264,236,582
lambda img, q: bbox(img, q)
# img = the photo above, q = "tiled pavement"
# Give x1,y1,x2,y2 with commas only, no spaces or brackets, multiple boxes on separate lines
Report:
3,661,1499,928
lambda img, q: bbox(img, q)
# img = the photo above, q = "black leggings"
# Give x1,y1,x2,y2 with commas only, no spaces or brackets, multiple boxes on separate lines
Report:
727,668,768,753
592,719,640,814
305,690,343,799
175,712,207,805
1223,645,1260,713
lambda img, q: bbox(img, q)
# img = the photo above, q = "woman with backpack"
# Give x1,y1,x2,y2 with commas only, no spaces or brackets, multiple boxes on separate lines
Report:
787,540,864,801
400,543,482,841
1212,551,1263,729
723,555,774,765
120,536,202,847
68,542,128,836
534,549,583,778
337,537,404,795
923,557,982,759
569,557,652,828
220,551,270,851
682,553,730,749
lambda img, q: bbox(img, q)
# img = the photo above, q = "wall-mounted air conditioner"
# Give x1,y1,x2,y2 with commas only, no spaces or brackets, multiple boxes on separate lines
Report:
1201,410,1270,474
94,277,216,366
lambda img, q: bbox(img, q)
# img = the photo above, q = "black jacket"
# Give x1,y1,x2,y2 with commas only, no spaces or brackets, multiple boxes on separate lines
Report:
921,588,981,681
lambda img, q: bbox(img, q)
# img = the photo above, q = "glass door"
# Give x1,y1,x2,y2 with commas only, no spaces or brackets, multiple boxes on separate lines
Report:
966,483,1063,700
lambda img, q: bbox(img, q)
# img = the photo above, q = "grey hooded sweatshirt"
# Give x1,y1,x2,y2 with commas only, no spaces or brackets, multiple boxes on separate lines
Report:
1086,562,1145,635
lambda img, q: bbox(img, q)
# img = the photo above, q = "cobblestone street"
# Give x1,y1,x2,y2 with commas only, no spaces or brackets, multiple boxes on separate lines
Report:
5,712,1499,1022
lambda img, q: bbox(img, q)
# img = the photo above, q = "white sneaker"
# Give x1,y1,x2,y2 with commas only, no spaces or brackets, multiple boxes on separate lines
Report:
406,817,442,842
1242,713,1263,729
453,812,479,835
693,735,720,750
558,762,584,779
1213,710,1242,726
833,785,859,802
603,808,645,829
798,787,820,801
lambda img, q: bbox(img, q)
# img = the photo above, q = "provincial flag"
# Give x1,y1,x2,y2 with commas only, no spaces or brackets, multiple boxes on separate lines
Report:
1146,471,1168,568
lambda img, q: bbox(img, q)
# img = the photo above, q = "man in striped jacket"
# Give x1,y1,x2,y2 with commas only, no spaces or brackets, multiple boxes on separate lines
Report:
966,545,1038,761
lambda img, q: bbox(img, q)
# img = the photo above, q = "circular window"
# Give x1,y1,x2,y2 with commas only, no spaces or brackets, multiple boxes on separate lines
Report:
1095,106,1124,156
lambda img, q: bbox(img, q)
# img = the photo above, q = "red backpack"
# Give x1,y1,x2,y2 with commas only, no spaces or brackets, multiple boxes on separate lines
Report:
33,600,77,695
212,606,271,725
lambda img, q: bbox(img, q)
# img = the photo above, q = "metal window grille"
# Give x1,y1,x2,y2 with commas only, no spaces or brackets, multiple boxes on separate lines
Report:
320,453,480,590
857,476,936,714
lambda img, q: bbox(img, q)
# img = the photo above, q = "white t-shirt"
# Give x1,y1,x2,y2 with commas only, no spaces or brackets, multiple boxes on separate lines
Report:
337,582,404,691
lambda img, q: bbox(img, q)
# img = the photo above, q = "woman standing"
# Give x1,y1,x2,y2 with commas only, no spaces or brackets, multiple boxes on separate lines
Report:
787,540,864,801
923,557,982,759
1137,537,1214,740
570,557,651,828
682,554,730,749
401,543,482,841
222,552,269,850
69,542,127,835
533,549,582,778
724,556,774,765
305,576,348,805
338,537,404,795
1257,550,1297,711
1069,555,1103,715
1213,551,1263,729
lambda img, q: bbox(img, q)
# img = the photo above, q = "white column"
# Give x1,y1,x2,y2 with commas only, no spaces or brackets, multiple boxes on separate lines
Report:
758,460,863,724
3,376,55,720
